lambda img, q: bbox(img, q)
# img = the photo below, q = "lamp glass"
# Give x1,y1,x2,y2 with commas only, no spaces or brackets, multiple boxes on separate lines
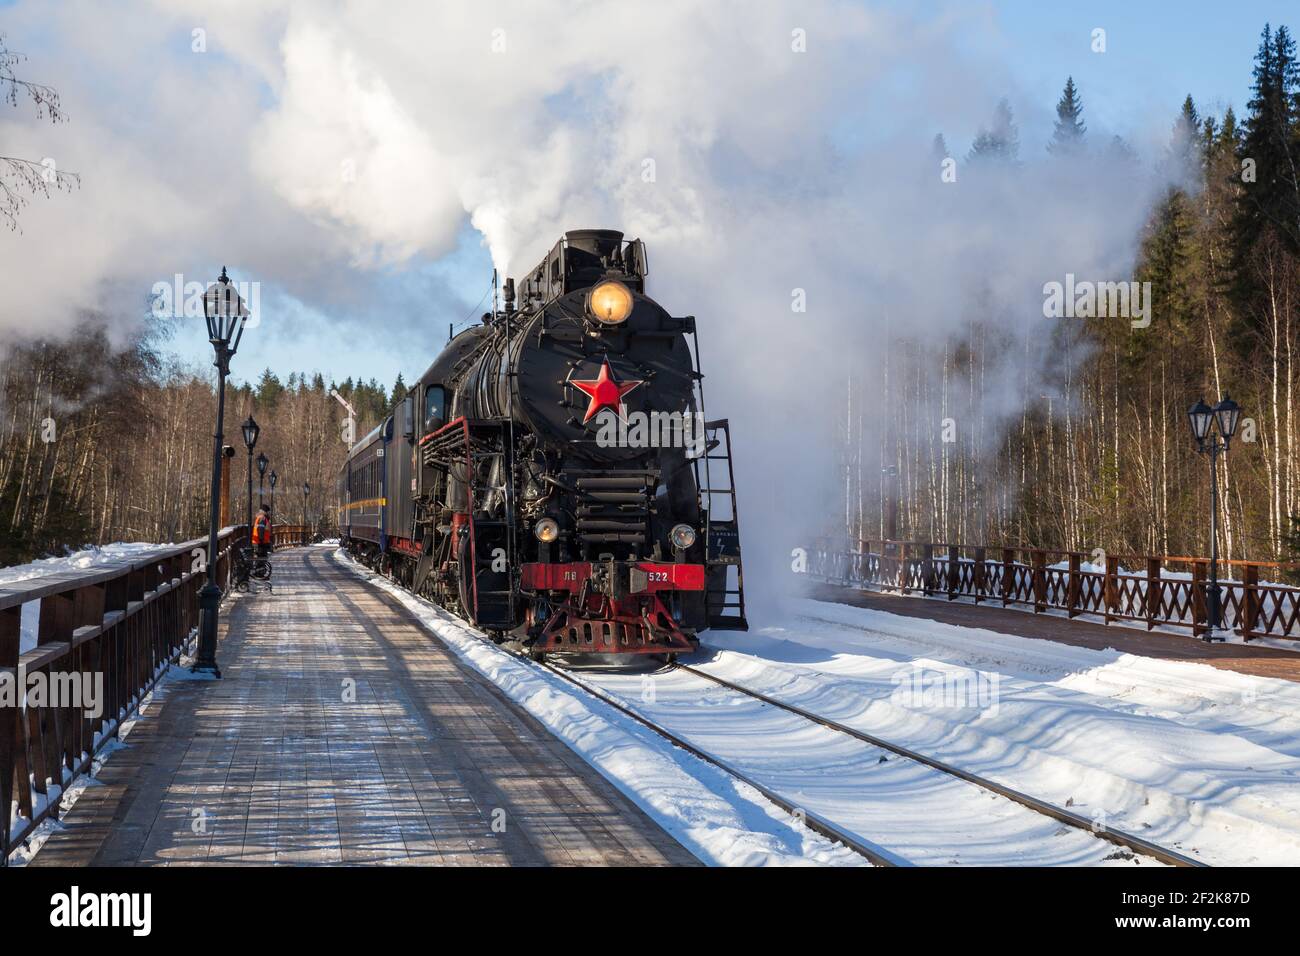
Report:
1213,396,1241,440
1187,399,1214,442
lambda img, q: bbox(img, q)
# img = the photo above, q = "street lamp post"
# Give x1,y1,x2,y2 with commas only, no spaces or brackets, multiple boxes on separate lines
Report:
241,416,260,550
256,452,269,508
196,268,250,678
269,469,278,515
1187,394,1242,642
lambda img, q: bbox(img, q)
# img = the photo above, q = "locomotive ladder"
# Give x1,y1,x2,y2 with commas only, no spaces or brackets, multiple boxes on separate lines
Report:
696,418,748,630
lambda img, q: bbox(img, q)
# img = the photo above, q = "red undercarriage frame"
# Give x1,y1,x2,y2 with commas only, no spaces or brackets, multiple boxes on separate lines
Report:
521,561,704,655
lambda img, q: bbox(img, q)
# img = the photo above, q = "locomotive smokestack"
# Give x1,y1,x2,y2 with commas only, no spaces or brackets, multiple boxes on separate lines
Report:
565,229,624,263
503,277,516,313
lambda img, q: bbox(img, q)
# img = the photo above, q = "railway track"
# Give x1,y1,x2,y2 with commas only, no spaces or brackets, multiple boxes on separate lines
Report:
344,551,1207,867
536,660,903,865
540,657,1206,868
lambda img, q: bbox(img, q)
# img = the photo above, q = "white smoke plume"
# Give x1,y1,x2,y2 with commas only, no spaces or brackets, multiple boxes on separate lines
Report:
0,1,1188,616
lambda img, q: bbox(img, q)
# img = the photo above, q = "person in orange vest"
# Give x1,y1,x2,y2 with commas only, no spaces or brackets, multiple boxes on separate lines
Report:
252,504,273,557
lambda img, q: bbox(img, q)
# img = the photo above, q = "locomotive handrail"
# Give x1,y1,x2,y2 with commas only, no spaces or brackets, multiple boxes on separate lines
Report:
1,525,246,864
806,537,1300,641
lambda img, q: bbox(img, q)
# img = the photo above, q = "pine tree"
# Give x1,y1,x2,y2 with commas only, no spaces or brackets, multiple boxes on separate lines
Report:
255,368,284,407
931,133,950,161
390,372,407,407
1236,24,1300,253
1048,77,1087,155
1168,95,1201,174
967,99,1020,163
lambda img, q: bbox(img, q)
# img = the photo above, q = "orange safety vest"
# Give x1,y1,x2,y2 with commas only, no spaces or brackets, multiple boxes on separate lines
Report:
252,513,272,545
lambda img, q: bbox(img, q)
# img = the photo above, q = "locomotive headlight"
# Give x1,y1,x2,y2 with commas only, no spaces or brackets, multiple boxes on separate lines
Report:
669,523,697,550
587,280,634,325
534,517,560,543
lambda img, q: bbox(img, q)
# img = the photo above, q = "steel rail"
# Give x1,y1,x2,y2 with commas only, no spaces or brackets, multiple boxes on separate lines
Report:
535,661,905,867
673,661,1207,868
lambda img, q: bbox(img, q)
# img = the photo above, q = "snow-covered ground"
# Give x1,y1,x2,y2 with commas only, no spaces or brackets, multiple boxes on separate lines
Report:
331,549,864,866
0,542,175,652
340,549,1300,866
695,599,1300,866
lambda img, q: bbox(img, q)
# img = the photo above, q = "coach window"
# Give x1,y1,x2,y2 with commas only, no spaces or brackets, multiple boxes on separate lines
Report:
424,386,446,431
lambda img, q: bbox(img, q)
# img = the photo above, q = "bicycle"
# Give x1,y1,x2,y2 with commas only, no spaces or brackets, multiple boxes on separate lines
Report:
233,546,273,593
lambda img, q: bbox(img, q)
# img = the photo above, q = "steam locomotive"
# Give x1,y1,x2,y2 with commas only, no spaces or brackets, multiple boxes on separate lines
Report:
337,229,746,659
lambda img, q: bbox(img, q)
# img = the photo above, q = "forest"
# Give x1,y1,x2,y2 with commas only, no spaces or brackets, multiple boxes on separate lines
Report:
840,23,1300,565
2,23,1299,567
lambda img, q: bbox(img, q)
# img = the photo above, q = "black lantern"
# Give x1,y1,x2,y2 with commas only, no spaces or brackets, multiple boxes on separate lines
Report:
269,469,278,489
256,452,269,509
1186,398,1214,447
1188,393,1247,642
241,416,259,550
202,266,249,353
1214,395,1241,446
195,267,252,678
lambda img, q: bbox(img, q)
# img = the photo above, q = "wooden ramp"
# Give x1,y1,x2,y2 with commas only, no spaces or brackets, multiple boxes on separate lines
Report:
30,547,697,867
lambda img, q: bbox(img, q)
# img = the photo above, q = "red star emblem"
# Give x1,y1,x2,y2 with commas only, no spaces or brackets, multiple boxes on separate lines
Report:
569,359,643,423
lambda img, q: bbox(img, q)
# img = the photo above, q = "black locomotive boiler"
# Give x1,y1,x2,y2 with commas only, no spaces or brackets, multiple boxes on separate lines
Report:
338,229,746,658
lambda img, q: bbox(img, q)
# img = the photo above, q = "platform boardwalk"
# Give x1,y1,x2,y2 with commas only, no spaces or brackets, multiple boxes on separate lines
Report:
29,547,697,866
808,583,1300,683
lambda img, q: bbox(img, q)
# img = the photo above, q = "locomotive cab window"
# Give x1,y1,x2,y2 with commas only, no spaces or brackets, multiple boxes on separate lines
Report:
424,386,446,431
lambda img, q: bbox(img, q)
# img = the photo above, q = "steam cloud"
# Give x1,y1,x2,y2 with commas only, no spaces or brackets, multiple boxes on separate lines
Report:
0,1,1188,617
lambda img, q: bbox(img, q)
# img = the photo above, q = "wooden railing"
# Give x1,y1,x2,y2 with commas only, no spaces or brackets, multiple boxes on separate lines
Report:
272,525,313,548
808,538,1300,641
0,526,245,863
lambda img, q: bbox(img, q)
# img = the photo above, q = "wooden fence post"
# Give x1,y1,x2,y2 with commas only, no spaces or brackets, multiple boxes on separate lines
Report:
947,545,959,600
1001,548,1015,606
921,543,935,596
1067,553,1081,618
1241,564,1260,641
1031,551,1047,612
1104,559,1119,624
1191,560,1208,638
1145,556,1161,631
973,547,986,604
0,603,19,863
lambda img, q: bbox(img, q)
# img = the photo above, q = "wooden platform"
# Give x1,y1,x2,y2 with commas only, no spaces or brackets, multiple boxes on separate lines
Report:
808,583,1300,683
30,547,697,867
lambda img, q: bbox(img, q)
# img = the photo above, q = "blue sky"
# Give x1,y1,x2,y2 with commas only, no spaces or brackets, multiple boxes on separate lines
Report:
161,2,1297,390
4,1,1292,392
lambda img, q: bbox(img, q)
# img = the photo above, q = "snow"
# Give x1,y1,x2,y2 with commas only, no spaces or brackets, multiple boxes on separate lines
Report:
0,542,175,653
695,598,1300,865
338,550,1300,866
330,549,866,866
7,654,190,865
